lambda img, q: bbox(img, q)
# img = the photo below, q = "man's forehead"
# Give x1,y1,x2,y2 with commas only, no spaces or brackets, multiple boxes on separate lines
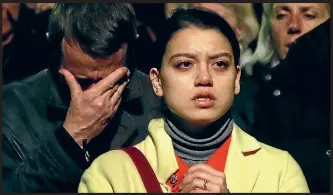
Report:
273,3,327,10
62,38,114,69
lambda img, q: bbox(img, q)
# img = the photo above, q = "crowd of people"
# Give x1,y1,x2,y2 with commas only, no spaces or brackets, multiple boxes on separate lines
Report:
2,3,330,193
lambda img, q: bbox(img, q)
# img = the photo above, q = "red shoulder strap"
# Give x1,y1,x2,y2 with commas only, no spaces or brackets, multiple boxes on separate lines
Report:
121,147,163,193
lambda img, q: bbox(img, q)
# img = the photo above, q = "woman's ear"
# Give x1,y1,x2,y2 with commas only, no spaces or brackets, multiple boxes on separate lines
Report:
149,68,164,97
234,65,241,95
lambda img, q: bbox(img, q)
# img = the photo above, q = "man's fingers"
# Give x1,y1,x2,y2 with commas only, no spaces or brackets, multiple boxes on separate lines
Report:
109,80,128,107
101,85,118,100
88,66,129,96
111,97,122,116
59,68,82,97
106,97,122,119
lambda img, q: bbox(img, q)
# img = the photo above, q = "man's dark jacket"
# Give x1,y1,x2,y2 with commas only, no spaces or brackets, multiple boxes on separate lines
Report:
2,68,162,192
251,19,330,192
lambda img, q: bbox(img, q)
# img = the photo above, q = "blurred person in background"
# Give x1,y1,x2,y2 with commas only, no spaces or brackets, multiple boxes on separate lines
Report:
2,3,20,47
165,3,189,18
2,3,52,84
132,3,166,74
229,3,329,134
26,3,55,14
248,3,330,192
248,3,329,74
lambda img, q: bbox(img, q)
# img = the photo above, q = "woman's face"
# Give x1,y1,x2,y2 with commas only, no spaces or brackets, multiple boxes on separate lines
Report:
271,3,329,59
150,27,240,126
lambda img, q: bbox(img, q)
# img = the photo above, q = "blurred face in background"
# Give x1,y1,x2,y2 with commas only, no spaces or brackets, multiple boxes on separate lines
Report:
2,3,20,34
193,3,241,39
271,3,330,59
2,3,20,47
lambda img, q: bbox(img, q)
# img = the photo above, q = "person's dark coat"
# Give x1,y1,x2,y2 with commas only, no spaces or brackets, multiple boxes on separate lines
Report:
250,19,330,193
232,69,259,134
2,67,162,192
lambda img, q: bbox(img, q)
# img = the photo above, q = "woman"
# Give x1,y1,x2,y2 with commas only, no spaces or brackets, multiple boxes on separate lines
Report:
246,3,330,193
78,8,309,193
246,3,330,72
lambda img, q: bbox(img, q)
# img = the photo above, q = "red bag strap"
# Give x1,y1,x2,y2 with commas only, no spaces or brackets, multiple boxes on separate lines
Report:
121,147,163,193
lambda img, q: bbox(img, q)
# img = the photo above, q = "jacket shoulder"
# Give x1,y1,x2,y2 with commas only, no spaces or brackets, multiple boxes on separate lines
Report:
256,140,308,191
259,142,309,192
3,69,50,104
79,149,146,192
84,149,135,178
235,126,292,167
129,70,162,116
258,141,288,157
255,138,292,167
130,69,151,86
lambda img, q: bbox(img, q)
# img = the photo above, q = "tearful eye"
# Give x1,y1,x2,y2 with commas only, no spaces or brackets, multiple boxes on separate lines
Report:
176,61,192,69
213,61,228,68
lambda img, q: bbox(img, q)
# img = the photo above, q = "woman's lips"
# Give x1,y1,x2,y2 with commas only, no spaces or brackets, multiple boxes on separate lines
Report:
194,97,215,108
192,93,216,108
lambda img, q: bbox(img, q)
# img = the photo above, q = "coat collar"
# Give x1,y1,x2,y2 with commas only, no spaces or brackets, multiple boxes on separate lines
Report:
140,118,262,192
138,118,179,184
225,125,261,192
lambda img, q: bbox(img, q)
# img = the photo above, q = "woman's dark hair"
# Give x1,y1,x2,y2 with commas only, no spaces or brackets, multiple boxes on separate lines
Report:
48,3,137,58
153,8,240,69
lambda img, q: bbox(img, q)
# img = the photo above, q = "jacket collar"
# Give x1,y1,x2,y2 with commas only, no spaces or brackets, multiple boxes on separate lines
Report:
137,118,178,184
225,125,261,192
141,118,262,192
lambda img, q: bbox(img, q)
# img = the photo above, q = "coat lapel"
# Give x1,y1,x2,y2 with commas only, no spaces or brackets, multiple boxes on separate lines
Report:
109,72,150,148
225,125,261,192
109,109,139,148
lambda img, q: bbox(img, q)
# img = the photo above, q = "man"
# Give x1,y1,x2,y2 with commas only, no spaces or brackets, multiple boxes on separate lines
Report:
2,3,161,192
249,3,330,192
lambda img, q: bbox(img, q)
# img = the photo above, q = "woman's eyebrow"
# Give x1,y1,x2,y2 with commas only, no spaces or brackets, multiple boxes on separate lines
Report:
208,52,232,60
169,52,196,60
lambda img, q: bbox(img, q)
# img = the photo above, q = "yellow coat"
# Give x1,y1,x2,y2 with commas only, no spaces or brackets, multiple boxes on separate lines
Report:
78,118,309,193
